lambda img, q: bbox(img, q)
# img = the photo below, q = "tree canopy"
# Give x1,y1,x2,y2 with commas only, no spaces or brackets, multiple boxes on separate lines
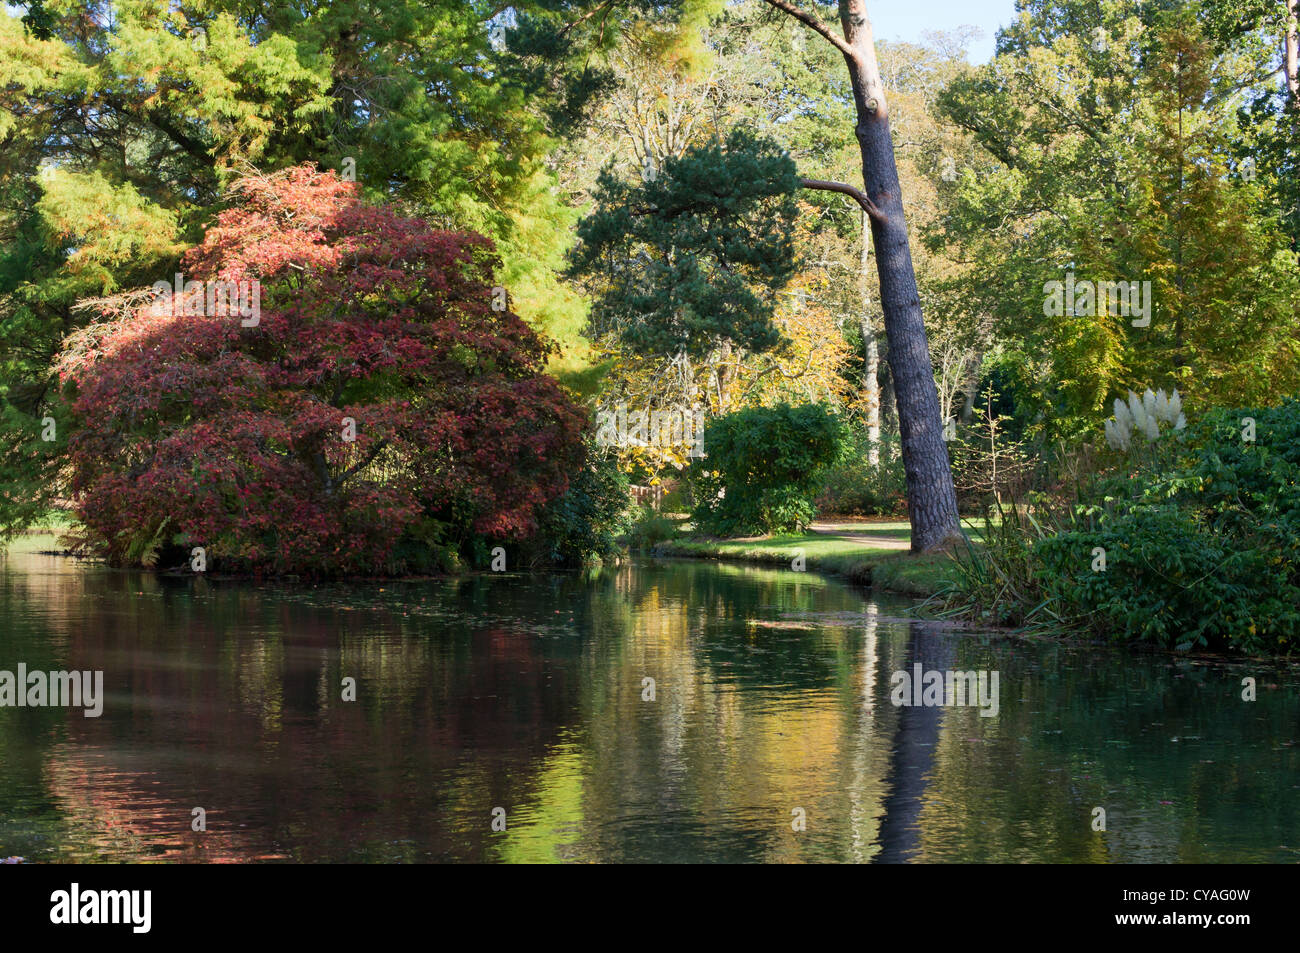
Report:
56,166,587,574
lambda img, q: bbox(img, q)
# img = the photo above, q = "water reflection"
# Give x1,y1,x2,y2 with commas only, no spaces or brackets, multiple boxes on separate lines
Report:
0,538,1296,863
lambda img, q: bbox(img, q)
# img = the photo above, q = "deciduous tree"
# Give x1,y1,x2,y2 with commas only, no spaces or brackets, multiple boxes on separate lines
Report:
57,167,588,574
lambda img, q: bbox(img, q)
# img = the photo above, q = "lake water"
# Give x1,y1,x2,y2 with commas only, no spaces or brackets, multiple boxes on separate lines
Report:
1,537,1296,863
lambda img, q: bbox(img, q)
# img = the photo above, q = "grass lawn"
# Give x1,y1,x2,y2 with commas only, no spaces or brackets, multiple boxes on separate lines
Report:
653,517,990,598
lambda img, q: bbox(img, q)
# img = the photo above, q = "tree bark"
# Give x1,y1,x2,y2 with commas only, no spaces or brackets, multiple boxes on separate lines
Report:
1287,0,1299,104
959,351,982,424
780,0,962,551
880,344,896,435
860,209,881,467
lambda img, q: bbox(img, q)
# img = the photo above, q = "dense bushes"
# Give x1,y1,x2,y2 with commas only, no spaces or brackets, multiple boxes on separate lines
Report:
57,167,589,576
625,505,679,551
689,403,848,536
954,397,1300,654
525,442,632,567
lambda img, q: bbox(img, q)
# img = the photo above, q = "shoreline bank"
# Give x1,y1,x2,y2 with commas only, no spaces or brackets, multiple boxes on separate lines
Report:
651,536,958,599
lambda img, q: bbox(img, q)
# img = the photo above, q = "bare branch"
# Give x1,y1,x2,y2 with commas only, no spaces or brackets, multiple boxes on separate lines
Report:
558,0,617,39
800,178,885,223
761,0,857,61
339,438,390,484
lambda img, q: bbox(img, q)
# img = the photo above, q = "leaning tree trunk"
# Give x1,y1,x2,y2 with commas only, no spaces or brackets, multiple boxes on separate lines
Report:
769,0,963,551
837,2,962,551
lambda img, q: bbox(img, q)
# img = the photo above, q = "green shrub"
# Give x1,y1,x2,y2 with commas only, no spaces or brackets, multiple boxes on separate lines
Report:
952,396,1300,653
689,403,849,536
527,442,632,567
626,505,679,551
1037,507,1297,653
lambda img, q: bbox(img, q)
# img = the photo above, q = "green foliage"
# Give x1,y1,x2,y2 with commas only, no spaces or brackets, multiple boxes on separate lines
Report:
953,396,1300,654
528,442,633,567
0,399,67,541
934,2,1300,437
506,1,727,134
1038,507,1295,654
690,403,849,536
391,517,462,575
568,129,802,360
815,433,907,516
625,505,679,552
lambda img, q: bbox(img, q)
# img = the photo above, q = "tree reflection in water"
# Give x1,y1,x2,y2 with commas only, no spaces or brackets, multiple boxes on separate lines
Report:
0,541,1296,863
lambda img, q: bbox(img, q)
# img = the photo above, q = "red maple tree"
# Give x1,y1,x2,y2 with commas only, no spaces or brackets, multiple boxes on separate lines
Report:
58,166,588,574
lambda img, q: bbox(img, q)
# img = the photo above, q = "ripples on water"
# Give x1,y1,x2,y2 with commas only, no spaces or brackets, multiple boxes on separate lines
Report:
1,537,1297,863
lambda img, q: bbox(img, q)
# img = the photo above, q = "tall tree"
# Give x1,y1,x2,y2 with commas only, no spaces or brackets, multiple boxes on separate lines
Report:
0,0,669,534
762,0,962,552
937,1,1300,431
568,130,803,411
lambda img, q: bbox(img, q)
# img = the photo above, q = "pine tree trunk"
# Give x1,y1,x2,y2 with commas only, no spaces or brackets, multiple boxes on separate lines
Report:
838,1,961,552
880,348,896,435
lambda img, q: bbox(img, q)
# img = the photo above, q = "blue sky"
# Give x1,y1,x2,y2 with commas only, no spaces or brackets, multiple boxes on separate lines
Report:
867,0,1022,63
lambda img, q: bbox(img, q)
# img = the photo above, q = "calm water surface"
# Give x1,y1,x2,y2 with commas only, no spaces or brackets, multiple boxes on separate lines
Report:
1,537,1297,863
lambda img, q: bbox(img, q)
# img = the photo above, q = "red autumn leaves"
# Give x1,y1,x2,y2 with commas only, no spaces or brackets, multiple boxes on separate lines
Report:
58,166,587,574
